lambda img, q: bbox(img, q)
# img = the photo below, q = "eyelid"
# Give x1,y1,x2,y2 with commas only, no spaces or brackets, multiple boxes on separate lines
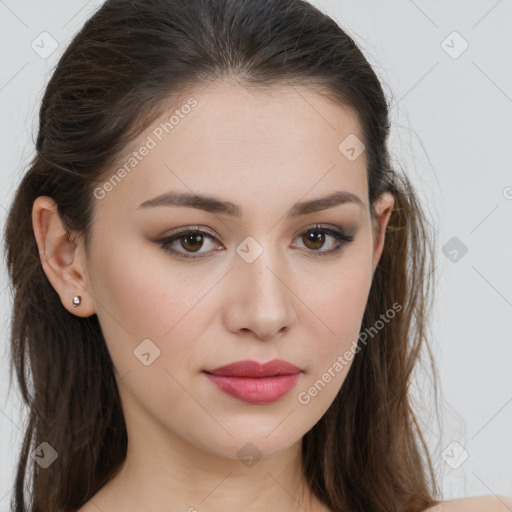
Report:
162,225,217,238
156,226,221,259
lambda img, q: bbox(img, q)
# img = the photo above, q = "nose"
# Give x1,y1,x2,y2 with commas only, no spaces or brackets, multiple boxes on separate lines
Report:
222,248,298,340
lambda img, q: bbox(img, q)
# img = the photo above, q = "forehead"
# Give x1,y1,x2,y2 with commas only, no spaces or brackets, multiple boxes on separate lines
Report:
97,80,368,216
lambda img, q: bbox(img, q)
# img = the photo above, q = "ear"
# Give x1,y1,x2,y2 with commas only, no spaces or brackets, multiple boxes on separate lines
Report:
32,196,96,317
371,191,395,276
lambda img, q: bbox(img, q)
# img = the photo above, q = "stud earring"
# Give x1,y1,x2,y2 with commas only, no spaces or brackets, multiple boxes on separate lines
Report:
73,295,82,308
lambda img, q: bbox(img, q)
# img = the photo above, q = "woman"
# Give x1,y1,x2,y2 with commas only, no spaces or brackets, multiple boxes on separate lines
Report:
4,0,510,510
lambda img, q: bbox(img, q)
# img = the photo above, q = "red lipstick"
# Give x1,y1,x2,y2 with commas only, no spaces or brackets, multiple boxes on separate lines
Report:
203,359,303,404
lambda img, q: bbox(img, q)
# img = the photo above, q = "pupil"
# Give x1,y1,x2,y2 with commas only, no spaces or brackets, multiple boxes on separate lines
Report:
182,233,203,252
305,230,324,249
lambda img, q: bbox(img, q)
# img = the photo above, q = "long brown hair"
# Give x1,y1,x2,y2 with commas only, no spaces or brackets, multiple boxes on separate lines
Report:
3,0,442,510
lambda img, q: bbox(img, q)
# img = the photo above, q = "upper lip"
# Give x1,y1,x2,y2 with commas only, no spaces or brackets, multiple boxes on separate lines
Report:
204,359,302,377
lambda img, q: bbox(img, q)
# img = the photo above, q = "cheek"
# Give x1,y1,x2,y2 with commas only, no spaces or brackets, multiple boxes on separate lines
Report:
311,263,372,343
299,261,373,407
90,233,208,337
88,242,211,427
294,265,372,414
88,233,228,395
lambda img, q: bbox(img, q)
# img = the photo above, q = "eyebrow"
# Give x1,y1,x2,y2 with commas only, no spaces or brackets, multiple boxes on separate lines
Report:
137,190,365,217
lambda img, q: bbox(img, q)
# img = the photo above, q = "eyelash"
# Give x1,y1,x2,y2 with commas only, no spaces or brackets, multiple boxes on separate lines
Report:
156,224,355,260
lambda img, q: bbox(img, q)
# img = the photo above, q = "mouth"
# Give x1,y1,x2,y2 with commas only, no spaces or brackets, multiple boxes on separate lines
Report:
204,358,302,377
203,359,303,404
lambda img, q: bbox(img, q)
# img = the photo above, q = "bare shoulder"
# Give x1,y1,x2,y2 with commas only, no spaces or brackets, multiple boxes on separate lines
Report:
424,495,512,511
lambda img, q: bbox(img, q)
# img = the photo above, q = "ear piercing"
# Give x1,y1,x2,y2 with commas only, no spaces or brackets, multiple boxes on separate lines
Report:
73,295,82,308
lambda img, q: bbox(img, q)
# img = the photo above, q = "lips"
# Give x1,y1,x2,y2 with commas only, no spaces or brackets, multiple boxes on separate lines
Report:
204,359,302,377
203,359,303,404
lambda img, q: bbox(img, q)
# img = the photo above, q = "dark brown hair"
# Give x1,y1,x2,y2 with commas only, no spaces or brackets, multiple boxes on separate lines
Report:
3,0,442,510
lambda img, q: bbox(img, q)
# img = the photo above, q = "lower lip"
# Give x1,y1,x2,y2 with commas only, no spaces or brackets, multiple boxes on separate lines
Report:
203,372,302,404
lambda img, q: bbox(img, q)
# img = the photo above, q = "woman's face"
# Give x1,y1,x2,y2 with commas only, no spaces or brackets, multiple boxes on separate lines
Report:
81,80,393,461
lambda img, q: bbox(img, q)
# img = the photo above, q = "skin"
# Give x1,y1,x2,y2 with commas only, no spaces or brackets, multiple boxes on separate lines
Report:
427,495,512,512
32,80,509,511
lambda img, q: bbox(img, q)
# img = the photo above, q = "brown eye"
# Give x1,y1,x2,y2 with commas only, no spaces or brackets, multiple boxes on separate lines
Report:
180,233,205,252
302,229,326,250
292,224,355,257
158,228,221,259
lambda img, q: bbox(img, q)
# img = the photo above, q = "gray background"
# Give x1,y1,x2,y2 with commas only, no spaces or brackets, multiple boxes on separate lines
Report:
1,0,511,505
